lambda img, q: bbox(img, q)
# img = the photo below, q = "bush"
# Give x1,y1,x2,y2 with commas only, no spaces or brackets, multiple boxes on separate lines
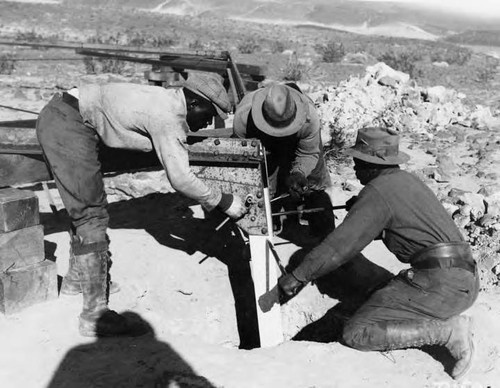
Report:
377,49,423,78
281,53,308,82
188,39,205,51
0,54,15,75
15,29,44,42
315,41,345,63
475,57,499,83
430,46,472,66
83,57,126,75
238,39,260,54
270,40,286,54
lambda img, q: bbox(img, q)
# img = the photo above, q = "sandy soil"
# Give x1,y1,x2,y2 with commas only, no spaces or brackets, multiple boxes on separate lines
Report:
0,186,499,388
1,29,500,388
1,122,499,388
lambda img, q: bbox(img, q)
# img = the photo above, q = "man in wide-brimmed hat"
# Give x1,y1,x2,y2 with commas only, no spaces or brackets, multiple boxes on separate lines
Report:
233,83,335,241
37,72,248,337
279,127,479,380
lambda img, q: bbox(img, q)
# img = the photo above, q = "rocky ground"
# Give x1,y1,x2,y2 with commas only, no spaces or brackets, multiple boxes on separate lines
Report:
1,3,500,388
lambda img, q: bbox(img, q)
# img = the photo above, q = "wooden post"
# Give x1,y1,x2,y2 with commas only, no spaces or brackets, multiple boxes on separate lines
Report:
248,185,283,347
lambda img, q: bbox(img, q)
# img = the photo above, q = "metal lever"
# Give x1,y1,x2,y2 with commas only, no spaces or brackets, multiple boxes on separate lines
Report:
271,204,347,217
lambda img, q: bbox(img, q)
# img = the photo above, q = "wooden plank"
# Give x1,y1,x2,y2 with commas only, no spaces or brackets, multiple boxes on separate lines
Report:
248,234,283,347
0,123,242,187
0,260,58,315
0,187,39,232
0,153,50,187
0,225,45,271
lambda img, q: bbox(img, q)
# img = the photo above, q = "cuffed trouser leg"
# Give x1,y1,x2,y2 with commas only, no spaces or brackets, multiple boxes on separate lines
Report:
36,93,108,243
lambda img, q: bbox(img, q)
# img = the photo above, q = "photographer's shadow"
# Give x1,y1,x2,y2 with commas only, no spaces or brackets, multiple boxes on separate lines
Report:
286,249,394,344
47,312,216,388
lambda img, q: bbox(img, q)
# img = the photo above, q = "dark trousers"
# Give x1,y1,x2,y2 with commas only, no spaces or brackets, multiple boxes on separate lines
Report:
36,93,109,246
343,266,480,350
268,156,335,239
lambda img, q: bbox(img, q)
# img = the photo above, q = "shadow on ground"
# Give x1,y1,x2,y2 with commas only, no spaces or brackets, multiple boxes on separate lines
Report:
47,312,216,388
41,192,260,349
288,250,395,343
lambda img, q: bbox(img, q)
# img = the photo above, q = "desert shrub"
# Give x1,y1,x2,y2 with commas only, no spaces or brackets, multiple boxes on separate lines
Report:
86,33,123,45
377,49,423,78
100,59,126,74
0,54,15,75
147,34,178,48
83,57,126,75
315,41,346,63
127,33,147,47
188,39,205,51
86,31,177,48
15,29,44,42
430,46,472,65
475,57,499,83
83,57,98,74
281,53,308,82
238,39,260,54
270,40,286,54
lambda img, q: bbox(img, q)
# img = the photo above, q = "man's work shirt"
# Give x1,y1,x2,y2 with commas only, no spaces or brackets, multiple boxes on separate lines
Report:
78,83,221,210
233,87,330,191
294,168,465,282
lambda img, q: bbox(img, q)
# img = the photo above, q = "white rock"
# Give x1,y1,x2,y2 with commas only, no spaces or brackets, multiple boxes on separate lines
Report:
458,192,486,220
365,62,410,85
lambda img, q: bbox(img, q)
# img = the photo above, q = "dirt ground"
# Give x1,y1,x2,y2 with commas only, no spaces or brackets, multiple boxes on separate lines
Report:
1,180,499,388
1,9,500,388
1,96,500,387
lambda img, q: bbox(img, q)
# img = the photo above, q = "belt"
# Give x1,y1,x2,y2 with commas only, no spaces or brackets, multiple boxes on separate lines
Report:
62,92,80,112
410,242,476,274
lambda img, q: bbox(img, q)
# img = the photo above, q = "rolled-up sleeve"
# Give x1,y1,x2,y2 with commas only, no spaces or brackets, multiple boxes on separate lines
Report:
151,129,222,210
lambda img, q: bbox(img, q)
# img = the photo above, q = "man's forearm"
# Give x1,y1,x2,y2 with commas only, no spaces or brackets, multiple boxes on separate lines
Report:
292,242,348,282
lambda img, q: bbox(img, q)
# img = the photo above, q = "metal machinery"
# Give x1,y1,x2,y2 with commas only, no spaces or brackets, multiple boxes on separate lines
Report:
0,43,284,346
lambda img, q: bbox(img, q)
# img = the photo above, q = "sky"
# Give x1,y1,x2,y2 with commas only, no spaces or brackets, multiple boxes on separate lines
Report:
357,0,500,18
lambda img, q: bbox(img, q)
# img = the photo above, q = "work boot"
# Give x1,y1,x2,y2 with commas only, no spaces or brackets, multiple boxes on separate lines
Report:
383,316,474,380
61,251,120,295
445,316,475,379
76,250,139,337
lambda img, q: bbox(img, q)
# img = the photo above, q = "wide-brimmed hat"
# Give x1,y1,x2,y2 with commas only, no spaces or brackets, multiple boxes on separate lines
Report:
345,127,410,165
251,84,308,137
183,72,232,120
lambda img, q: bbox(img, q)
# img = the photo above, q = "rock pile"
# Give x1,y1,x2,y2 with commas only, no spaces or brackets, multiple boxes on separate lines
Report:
308,62,500,147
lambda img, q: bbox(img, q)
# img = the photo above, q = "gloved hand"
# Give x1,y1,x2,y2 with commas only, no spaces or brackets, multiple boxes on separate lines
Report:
286,172,309,201
222,194,248,219
345,195,358,211
278,272,307,301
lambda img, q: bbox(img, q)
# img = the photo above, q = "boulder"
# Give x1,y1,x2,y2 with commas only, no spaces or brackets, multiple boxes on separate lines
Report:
365,62,410,85
423,85,457,104
458,192,486,220
470,105,500,130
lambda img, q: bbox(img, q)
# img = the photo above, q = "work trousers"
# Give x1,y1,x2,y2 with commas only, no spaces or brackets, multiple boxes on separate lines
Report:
268,152,335,238
342,265,480,350
36,93,109,247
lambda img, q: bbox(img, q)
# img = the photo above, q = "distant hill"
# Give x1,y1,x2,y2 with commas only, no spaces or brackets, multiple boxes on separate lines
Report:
65,0,500,42
444,30,500,47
